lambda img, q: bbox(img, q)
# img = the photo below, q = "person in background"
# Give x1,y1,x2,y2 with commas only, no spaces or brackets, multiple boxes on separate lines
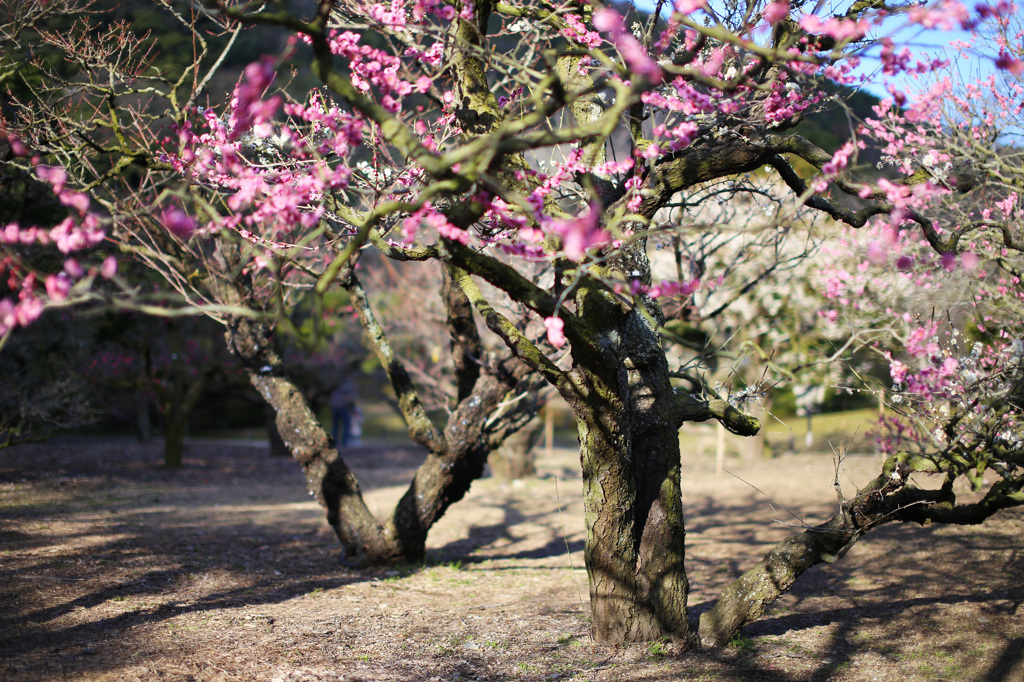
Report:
329,378,357,447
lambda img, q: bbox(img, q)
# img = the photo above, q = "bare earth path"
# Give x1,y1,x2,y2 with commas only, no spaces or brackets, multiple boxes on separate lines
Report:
1,437,1022,681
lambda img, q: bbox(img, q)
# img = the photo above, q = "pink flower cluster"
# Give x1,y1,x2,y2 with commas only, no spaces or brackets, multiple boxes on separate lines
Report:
402,203,469,244
230,57,281,140
593,9,664,83
561,13,602,49
545,202,609,261
0,155,113,337
799,15,869,42
169,70,380,253
328,31,431,112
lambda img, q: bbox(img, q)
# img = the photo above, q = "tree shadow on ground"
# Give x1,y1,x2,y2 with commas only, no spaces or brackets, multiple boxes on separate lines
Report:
3,438,1023,681
0,437,379,675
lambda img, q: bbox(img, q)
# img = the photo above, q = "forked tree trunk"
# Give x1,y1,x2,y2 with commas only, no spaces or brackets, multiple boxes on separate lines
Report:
565,271,691,644
222,303,539,565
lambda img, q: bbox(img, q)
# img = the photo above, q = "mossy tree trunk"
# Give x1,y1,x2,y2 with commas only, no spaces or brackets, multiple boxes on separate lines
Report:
566,269,691,643
447,239,761,643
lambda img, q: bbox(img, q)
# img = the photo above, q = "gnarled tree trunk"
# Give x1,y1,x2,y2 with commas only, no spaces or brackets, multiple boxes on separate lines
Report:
561,247,691,643
218,263,543,565
571,393,689,643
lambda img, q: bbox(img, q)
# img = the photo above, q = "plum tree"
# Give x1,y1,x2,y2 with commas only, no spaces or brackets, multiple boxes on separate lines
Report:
3,0,1024,647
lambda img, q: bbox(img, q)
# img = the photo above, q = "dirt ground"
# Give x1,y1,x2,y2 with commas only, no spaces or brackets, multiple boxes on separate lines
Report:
1,436,1022,681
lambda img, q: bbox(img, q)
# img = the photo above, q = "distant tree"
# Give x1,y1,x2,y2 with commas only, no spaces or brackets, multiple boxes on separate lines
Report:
0,0,544,570
82,313,242,467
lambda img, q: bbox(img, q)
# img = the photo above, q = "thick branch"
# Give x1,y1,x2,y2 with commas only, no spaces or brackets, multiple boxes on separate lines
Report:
676,396,761,435
766,154,887,226
449,264,567,391
697,452,1024,646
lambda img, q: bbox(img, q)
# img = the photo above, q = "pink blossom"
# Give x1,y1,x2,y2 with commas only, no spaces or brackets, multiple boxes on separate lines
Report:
907,0,972,29
866,241,888,265
616,36,664,83
59,190,90,214
36,165,67,194
562,13,603,48
763,0,789,25
822,141,856,176
229,56,281,139
0,299,14,335
8,136,27,156
674,0,707,13
799,15,868,41
701,48,726,77
890,359,909,384
63,258,84,278
880,39,913,76
544,316,567,348
368,0,407,26
50,217,86,254
45,273,71,302
14,296,43,327
161,206,196,238
996,51,1024,75
906,324,940,358
591,9,663,81
100,255,118,279
548,203,609,261
592,9,624,33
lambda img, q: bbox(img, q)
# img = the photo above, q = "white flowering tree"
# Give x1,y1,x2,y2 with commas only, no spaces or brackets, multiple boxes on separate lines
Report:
820,7,1024,513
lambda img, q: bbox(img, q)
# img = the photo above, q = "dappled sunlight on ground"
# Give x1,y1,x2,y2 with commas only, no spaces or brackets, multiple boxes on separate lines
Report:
1,436,1022,681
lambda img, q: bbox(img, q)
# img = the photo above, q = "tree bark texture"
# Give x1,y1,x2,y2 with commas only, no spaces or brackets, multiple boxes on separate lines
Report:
565,261,691,644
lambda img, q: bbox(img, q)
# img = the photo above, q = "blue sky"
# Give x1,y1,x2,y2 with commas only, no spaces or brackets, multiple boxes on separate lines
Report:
630,0,1001,103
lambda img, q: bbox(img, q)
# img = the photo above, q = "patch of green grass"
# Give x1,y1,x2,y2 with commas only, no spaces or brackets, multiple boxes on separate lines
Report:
762,408,880,452
552,661,578,676
434,634,470,655
731,635,758,656
485,639,509,650
820,660,852,675
647,639,668,661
